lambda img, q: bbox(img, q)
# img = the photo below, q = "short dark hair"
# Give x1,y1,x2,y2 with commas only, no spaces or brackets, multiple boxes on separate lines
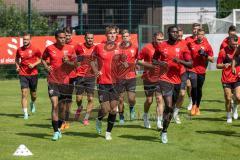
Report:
22,32,31,38
228,25,236,32
197,28,205,33
167,25,178,33
192,23,201,28
54,30,65,37
153,31,164,37
63,26,73,34
177,25,183,31
84,31,93,37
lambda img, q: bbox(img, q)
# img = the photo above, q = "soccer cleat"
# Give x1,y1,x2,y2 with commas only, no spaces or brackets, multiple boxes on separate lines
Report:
161,132,168,144
30,102,36,113
96,119,102,134
119,119,125,125
58,130,62,139
83,119,89,126
23,113,28,120
173,115,181,124
157,120,163,130
232,105,238,120
191,105,197,116
60,121,66,131
195,107,201,116
64,122,69,129
227,117,232,123
143,114,151,129
75,107,82,120
105,132,112,140
52,131,61,141
130,108,135,121
187,99,193,110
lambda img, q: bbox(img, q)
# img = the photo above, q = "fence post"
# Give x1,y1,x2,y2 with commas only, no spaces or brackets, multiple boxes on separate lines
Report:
174,0,178,25
78,0,83,35
28,0,32,34
128,0,132,32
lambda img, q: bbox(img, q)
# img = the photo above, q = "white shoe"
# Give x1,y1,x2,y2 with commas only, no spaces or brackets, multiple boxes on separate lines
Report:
105,132,112,140
187,103,192,111
23,113,28,120
157,120,163,130
232,105,238,120
227,117,232,123
173,115,181,124
161,132,168,144
143,114,151,128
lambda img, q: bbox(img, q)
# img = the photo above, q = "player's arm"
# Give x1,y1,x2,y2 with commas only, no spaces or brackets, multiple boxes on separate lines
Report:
232,46,240,74
199,44,214,63
173,47,192,68
137,60,155,69
152,50,168,67
15,49,20,72
90,48,101,77
41,49,52,72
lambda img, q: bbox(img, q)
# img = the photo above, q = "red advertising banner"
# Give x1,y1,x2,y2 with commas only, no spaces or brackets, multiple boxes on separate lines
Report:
0,34,138,64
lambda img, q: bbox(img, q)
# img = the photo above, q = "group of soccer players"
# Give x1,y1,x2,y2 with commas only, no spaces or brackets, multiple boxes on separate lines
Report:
15,23,240,144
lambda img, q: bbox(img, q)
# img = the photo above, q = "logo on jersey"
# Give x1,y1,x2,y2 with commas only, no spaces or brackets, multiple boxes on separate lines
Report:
28,50,33,57
63,50,69,56
175,48,180,53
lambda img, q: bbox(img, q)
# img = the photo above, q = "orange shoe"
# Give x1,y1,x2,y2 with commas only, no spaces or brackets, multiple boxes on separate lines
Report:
195,107,201,115
191,105,197,116
64,122,70,129
60,122,66,131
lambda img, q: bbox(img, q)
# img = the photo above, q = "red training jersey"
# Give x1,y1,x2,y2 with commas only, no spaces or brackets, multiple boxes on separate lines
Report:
220,36,240,50
42,44,76,84
154,41,192,84
75,43,96,77
217,47,237,83
188,40,213,74
16,44,41,76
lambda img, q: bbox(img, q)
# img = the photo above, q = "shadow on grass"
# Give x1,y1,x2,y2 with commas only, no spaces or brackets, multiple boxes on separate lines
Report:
200,108,224,112
115,124,157,131
64,131,103,138
192,117,225,122
0,113,22,118
196,130,240,137
25,123,51,129
119,134,159,142
16,133,50,139
201,99,224,103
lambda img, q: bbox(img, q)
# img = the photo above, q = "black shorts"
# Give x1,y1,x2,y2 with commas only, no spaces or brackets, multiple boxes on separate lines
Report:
98,84,119,103
118,78,136,93
180,71,197,90
222,81,240,90
75,76,96,95
19,75,38,92
143,80,161,96
173,84,181,105
159,80,174,97
48,83,73,102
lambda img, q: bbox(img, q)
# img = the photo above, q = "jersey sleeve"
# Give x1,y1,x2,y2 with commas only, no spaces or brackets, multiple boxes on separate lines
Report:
75,44,84,56
206,43,214,57
35,48,42,59
138,47,146,60
15,48,20,59
182,45,192,61
217,49,225,64
42,47,49,60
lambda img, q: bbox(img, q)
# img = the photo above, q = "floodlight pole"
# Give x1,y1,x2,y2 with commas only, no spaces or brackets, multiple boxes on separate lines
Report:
174,0,178,25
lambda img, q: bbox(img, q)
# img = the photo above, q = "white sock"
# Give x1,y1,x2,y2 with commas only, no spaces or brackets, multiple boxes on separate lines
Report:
189,97,192,104
157,115,163,122
84,113,90,120
143,112,148,119
23,108,28,114
174,107,180,117
227,112,231,118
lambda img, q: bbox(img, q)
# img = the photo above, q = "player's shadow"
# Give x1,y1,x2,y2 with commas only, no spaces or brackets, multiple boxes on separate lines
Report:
196,130,240,137
16,133,50,139
192,117,225,122
201,99,224,104
0,113,22,118
119,134,159,142
115,124,157,131
25,123,52,129
64,131,104,138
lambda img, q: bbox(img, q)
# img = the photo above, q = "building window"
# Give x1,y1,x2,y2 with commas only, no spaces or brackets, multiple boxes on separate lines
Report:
102,9,114,25
57,16,67,28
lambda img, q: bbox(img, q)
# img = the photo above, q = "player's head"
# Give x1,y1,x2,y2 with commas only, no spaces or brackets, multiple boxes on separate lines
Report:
105,25,117,42
197,28,205,42
114,25,120,34
228,25,237,36
63,26,73,44
121,29,130,43
192,23,201,36
22,32,31,47
55,30,66,46
168,25,179,41
177,26,183,40
152,31,164,44
84,32,94,46
228,34,238,49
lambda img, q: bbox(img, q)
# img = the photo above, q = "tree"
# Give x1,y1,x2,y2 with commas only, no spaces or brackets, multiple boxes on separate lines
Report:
218,0,240,18
0,0,57,37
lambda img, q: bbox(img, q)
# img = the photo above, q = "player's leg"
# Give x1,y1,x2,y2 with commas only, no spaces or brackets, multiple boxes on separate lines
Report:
186,79,193,110
29,75,38,113
143,81,155,128
127,78,137,120
196,74,206,115
155,91,164,129
159,80,174,144
75,77,84,120
118,91,125,124
189,72,198,116
223,84,233,123
233,82,240,120
83,93,94,125
19,76,30,119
